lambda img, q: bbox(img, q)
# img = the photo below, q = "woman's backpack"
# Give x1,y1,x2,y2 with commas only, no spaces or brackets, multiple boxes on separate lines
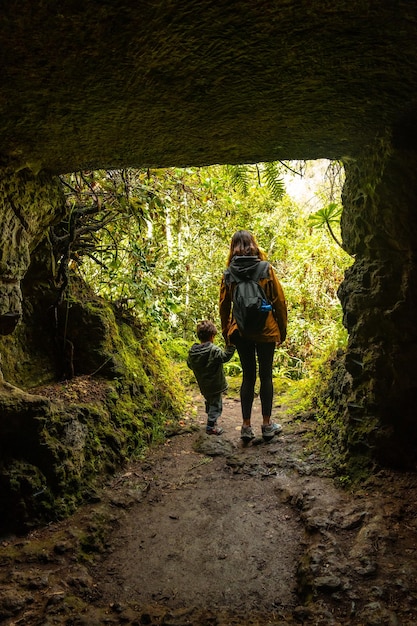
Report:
227,261,272,334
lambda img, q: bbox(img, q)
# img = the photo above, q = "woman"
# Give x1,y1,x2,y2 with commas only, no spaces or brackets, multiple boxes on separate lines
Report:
219,230,287,442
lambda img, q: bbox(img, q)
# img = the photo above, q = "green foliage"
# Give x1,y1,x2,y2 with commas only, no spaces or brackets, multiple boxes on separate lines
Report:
262,161,286,201
225,162,285,201
58,161,351,384
223,352,243,377
226,164,251,196
308,202,344,249
41,160,363,492
308,202,342,228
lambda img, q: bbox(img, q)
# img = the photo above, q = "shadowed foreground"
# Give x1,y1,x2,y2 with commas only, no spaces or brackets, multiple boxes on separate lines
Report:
1,391,417,625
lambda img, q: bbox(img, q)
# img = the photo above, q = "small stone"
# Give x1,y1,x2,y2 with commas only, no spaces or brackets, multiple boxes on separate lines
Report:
0,588,30,619
225,456,245,468
315,575,342,592
193,435,234,456
53,541,71,554
355,557,378,577
341,510,367,530
46,591,65,606
293,605,313,621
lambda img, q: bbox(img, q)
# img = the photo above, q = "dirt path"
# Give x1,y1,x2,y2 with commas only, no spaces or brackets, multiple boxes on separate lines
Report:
1,392,417,625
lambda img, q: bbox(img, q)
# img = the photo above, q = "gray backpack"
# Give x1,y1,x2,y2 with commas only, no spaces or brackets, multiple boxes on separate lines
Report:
226,261,272,334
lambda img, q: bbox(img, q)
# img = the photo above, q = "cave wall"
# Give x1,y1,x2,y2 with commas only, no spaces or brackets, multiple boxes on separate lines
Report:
0,168,65,336
338,137,417,467
0,266,186,532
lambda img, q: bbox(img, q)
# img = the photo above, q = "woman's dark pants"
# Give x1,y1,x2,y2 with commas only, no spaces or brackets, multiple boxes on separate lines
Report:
233,335,275,421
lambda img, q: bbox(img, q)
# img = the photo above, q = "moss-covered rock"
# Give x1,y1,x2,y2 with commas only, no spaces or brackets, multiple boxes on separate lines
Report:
0,261,186,532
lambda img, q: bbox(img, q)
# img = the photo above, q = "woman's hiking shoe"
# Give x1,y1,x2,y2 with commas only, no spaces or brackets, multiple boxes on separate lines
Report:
206,426,224,435
240,426,255,441
261,422,282,441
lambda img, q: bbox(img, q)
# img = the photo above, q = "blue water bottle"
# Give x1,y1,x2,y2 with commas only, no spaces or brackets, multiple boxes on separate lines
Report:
260,300,272,312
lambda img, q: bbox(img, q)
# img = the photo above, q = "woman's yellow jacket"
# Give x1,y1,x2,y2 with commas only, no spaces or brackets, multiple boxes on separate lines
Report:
219,260,287,345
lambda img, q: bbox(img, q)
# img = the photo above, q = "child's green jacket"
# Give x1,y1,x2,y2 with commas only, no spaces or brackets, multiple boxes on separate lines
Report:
187,342,235,398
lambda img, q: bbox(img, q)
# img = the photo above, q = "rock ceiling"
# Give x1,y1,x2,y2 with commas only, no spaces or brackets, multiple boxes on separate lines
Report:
0,1,416,174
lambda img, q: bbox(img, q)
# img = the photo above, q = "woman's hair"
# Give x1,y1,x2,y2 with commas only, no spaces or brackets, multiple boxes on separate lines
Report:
226,230,266,266
196,319,217,341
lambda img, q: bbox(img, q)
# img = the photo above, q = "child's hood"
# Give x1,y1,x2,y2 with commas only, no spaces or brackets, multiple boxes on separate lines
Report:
187,342,217,367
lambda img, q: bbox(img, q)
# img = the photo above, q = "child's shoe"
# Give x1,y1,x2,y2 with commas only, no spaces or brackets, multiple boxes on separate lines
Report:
261,422,282,441
206,425,224,435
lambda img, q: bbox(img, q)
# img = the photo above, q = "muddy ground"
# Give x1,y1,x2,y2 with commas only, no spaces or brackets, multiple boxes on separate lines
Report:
1,390,417,625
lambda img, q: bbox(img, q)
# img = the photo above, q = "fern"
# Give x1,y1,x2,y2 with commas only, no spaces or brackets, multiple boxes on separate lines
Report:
226,161,285,200
226,164,251,196
262,161,285,201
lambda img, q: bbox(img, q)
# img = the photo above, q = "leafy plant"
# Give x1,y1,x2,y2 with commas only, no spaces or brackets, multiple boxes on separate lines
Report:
308,202,344,249
262,161,286,201
225,162,286,202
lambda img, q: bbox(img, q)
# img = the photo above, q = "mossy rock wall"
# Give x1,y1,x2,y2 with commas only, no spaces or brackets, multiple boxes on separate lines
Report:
318,139,417,471
0,264,185,532
0,168,65,335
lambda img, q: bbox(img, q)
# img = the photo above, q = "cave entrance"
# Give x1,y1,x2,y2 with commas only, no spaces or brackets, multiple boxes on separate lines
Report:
44,145,417,472
56,160,350,406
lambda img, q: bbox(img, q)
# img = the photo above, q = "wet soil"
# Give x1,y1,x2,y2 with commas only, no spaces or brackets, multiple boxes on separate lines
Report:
1,391,417,625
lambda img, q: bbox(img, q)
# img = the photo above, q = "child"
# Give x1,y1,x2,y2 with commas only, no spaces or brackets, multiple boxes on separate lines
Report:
187,320,235,435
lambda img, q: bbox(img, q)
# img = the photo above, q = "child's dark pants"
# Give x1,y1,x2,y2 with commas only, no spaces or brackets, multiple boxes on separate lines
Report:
205,393,223,427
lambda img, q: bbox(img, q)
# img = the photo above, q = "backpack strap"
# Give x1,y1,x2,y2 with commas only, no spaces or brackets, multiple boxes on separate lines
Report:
223,268,232,286
252,261,269,282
